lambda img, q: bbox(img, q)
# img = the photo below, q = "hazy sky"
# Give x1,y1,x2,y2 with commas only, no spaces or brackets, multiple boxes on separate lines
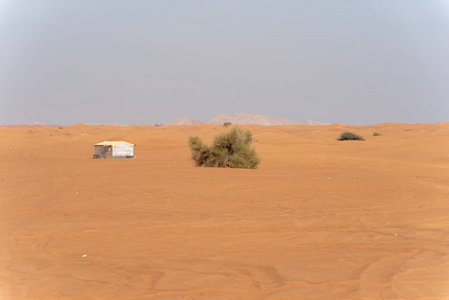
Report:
1,0,448,125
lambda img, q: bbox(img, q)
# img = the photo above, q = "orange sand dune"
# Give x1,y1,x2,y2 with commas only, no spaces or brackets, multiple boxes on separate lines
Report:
1,123,448,300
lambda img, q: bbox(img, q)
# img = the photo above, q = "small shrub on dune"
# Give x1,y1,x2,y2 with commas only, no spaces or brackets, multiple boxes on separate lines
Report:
223,122,232,127
188,126,260,169
188,136,212,166
337,132,365,141
373,132,381,136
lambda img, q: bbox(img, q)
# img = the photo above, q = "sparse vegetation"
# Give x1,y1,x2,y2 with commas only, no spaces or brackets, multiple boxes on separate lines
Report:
337,132,365,141
155,123,162,127
373,132,381,136
59,126,63,129
223,122,232,127
188,126,260,169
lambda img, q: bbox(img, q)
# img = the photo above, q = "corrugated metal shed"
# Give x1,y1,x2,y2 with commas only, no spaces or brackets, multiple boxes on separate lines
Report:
95,141,134,146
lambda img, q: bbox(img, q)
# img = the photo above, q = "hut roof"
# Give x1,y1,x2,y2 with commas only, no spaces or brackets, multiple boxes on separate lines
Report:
95,141,134,146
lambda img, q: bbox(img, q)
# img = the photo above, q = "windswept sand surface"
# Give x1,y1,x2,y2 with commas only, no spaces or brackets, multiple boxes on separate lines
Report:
1,123,449,300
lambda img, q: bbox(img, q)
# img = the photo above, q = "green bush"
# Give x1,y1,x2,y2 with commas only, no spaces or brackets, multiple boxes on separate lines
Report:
337,132,365,141
188,126,260,169
223,122,232,127
373,132,381,136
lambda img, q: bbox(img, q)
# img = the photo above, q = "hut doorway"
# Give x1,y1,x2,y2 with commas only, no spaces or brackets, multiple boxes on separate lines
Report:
105,146,112,158
99,146,112,159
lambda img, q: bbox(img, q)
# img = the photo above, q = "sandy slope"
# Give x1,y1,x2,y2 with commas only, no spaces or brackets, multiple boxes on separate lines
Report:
0,123,448,300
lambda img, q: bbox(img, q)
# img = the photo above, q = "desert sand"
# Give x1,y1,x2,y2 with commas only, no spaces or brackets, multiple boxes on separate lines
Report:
1,123,448,300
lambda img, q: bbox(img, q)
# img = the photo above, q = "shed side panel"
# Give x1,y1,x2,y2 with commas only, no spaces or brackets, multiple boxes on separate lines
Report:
94,145,102,156
112,143,134,158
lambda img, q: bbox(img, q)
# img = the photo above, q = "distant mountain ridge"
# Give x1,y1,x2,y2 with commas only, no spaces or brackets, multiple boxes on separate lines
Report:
163,116,204,126
3,114,328,127
84,122,129,127
301,120,330,125
163,113,329,126
208,113,297,126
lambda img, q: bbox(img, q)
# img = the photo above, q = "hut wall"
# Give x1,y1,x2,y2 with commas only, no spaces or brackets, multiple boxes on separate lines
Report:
94,145,102,156
112,143,134,158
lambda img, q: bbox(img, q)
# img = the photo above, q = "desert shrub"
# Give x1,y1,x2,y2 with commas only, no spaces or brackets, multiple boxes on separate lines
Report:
155,123,162,127
188,126,260,169
59,126,63,129
337,132,365,141
373,132,381,136
223,122,232,127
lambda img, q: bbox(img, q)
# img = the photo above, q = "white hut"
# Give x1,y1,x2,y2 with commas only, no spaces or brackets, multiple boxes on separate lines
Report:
94,141,134,159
